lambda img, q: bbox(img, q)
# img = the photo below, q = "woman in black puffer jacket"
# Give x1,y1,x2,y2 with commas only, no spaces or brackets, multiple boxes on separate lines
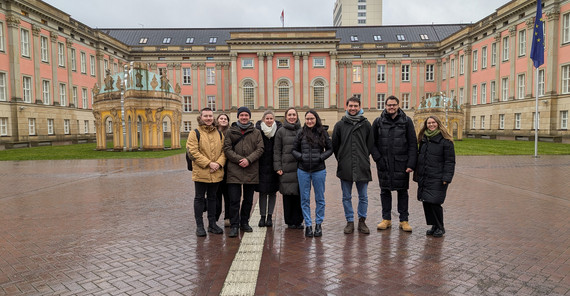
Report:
415,115,456,238
292,110,333,238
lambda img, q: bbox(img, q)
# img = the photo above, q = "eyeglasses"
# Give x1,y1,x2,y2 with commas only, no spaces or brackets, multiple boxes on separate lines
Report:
386,104,398,107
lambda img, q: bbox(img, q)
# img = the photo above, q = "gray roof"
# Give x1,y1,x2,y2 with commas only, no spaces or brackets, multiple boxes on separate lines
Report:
100,24,467,47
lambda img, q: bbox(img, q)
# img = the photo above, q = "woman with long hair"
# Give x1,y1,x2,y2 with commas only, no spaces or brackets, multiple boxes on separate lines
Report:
291,110,333,237
215,113,231,227
414,115,456,237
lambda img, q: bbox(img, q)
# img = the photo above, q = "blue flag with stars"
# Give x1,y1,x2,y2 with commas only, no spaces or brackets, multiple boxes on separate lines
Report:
530,0,544,68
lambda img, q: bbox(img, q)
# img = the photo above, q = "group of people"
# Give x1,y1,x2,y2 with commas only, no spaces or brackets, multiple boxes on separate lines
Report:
186,95,456,239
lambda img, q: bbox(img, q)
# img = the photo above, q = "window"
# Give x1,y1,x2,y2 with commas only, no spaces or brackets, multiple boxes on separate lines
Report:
278,81,289,109
162,37,171,44
104,60,108,73
314,80,325,108
426,64,434,81
401,93,410,109
472,116,476,129
538,69,545,96
186,37,194,44
459,88,464,105
58,42,65,67
313,57,325,68
278,58,289,68
490,81,496,102
22,76,32,103
450,90,455,102
209,37,217,44
207,96,216,111
82,88,88,109
350,35,359,42
401,64,410,82
183,96,192,112
70,48,76,71
353,65,362,83
373,35,382,41
377,94,385,109
501,78,509,101
182,68,191,85
514,113,521,129
158,67,167,76
472,51,478,71
42,80,50,105
420,34,429,40
64,119,70,134
47,119,54,135
561,110,568,129
450,59,455,77
502,36,509,61
0,117,7,136
84,120,89,134
90,55,96,76
517,74,525,99
377,65,386,82
481,46,487,69
518,30,526,56
139,38,148,44
459,55,464,75
41,36,49,62
533,112,540,130
442,62,446,80
59,83,67,106
206,67,215,85
358,12,366,17
183,121,191,132
472,85,478,105
0,22,4,51
29,118,36,135
80,52,86,73
396,34,405,41
480,116,485,129
499,114,505,129
491,43,497,66
358,20,366,24
0,73,6,101
243,81,255,109
562,65,570,94
242,58,254,68
72,87,78,107
163,121,168,133
358,5,366,10
107,121,112,134
481,83,487,104
20,29,30,57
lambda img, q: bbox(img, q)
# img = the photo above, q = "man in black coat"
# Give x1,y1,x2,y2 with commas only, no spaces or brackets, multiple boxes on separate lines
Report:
370,95,418,232
332,96,373,234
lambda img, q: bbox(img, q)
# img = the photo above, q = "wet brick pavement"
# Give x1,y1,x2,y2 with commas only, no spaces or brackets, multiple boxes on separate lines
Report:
0,155,569,295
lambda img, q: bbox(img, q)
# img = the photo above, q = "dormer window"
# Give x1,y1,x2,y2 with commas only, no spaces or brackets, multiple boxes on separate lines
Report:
139,38,148,44
186,37,194,44
350,35,359,42
162,37,171,44
373,35,382,41
420,34,429,40
209,37,217,44
396,34,405,41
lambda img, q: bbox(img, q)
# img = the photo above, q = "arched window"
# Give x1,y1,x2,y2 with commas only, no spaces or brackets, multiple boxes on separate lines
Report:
243,81,254,109
313,80,325,108
278,81,289,109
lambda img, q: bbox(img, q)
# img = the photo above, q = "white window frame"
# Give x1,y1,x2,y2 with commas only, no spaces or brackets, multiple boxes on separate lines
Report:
90,55,96,76
182,68,191,85
80,52,86,74
20,29,30,57
70,48,76,71
183,121,191,132
0,22,4,52
518,30,526,56
425,64,434,81
561,110,568,129
562,65,570,94
243,81,255,109
472,85,478,105
515,113,521,129
502,36,509,61
84,120,89,134
41,36,49,62
277,58,289,68
481,46,487,69
481,83,487,104
459,55,464,75
278,81,290,109
517,74,525,99
23,76,33,103
207,95,216,111
206,67,215,85
491,43,497,66
353,65,362,83
28,118,36,135
47,119,54,135
490,81,496,102
162,121,168,132
401,64,410,82
499,114,505,130
313,57,325,68
313,80,325,109
563,13,570,44
471,116,476,129
64,119,70,134
401,93,410,109
442,62,446,80
472,50,478,71
501,78,509,101
0,72,6,102
58,42,65,67
59,83,67,106
450,59,455,77
480,116,485,129
72,86,78,107
183,96,192,112
459,88,464,105
538,69,545,97
0,117,7,136
42,80,51,105
82,88,88,109
377,93,385,109
241,58,254,69
377,65,386,82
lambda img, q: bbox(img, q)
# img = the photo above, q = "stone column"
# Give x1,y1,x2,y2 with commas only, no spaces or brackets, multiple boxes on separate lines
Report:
371,60,378,109
222,62,230,111
266,52,274,108
302,52,310,108
509,26,517,100
198,63,206,109
436,59,443,94
411,60,421,109
293,52,301,107
96,50,105,87
191,63,199,110
230,52,238,108
338,61,346,108
32,25,41,104
6,15,22,101
50,31,60,105
257,52,265,108
167,63,175,88
216,63,223,110
545,8,560,96
174,63,181,91
66,38,74,107
464,46,472,105
346,61,353,106
494,33,501,102
362,60,372,109
329,51,337,108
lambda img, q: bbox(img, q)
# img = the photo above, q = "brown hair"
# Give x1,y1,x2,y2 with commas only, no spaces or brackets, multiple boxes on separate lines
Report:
417,115,454,142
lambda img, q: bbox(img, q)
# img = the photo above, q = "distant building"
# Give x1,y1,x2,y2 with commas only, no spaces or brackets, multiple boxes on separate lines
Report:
0,0,569,149
334,0,383,26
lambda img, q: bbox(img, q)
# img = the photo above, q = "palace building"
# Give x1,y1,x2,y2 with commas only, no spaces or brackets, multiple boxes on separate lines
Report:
0,0,569,150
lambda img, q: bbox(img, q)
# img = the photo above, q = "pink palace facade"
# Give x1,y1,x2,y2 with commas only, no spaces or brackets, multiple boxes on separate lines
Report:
0,0,569,149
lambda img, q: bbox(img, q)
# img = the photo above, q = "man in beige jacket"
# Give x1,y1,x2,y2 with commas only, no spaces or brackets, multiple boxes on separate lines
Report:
187,107,226,237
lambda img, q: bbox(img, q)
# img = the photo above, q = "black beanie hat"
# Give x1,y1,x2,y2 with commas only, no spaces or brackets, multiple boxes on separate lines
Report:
237,106,251,118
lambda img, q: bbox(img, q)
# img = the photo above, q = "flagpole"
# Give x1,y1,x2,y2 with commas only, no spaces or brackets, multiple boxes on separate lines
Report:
534,67,539,158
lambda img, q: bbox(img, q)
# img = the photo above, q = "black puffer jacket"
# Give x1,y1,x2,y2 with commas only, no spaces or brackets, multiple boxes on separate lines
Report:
332,115,373,182
291,127,333,173
415,133,456,204
255,120,282,193
273,120,301,195
370,109,418,190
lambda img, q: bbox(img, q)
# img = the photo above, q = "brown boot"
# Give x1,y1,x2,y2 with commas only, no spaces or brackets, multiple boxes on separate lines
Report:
399,221,412,232
358,217,370,234
344,221,354,234
377,219,392,230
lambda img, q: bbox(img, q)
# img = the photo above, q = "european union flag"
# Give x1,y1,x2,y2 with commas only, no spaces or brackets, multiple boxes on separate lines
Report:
530,0,544,68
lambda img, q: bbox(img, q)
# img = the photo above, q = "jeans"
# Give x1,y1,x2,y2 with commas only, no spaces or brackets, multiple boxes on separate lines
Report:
227,183,256,227
380,188,409,221
297,169,326,227
194,181,220,227
340,180,368,222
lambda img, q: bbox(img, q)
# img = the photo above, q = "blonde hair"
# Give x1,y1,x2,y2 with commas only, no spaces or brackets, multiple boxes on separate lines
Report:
417,115,454,142
262,110,275,120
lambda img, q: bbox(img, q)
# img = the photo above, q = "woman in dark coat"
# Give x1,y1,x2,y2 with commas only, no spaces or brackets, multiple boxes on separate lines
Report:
415,115,456,237
255,110,282,227
273,108,304,229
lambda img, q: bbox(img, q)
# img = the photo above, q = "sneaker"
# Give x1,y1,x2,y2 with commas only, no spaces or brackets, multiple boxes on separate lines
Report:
208,224,223,234
265,215,273,227
344,222,354,234
399,221,412,232
314,224,322,237
377,219,392,230
432,228,445,237
358,217,370,234
426,225,437,236
258,216,266,227
196,226,207,237
305,226,313,237
224,219,230,227
228,227,239,237
241,224,253,232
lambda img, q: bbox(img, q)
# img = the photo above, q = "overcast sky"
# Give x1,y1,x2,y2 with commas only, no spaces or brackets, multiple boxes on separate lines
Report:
44,0,511,28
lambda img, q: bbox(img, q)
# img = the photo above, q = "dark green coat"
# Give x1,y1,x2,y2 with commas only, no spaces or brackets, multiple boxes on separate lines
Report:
332,115,373,182
223,122,264,184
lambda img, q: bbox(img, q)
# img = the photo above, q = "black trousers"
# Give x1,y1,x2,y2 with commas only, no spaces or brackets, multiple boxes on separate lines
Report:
194,181,220,227
215,179,230,221
282,194,304,226
227,183,256,227
380,188,409,222
423,202,444,230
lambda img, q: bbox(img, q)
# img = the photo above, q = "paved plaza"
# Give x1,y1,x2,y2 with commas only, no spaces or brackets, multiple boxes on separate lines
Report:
0,155,569,295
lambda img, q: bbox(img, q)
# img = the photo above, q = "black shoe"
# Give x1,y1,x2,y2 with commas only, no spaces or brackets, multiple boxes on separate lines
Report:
314,224,322,237
296,224,304,229
241,224,253,232
305,226,313,237
288,224,296,229
266,215,273,227
208,224,223,234
426,225,437,236
432,228,445,237
196,226,207,237
258,216,266,227
228,227,239,237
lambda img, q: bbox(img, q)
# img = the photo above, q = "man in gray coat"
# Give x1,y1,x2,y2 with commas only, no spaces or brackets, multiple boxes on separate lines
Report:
332,96,374,234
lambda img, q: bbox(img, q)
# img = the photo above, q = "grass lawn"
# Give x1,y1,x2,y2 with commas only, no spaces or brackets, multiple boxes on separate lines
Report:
0,138,568,161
